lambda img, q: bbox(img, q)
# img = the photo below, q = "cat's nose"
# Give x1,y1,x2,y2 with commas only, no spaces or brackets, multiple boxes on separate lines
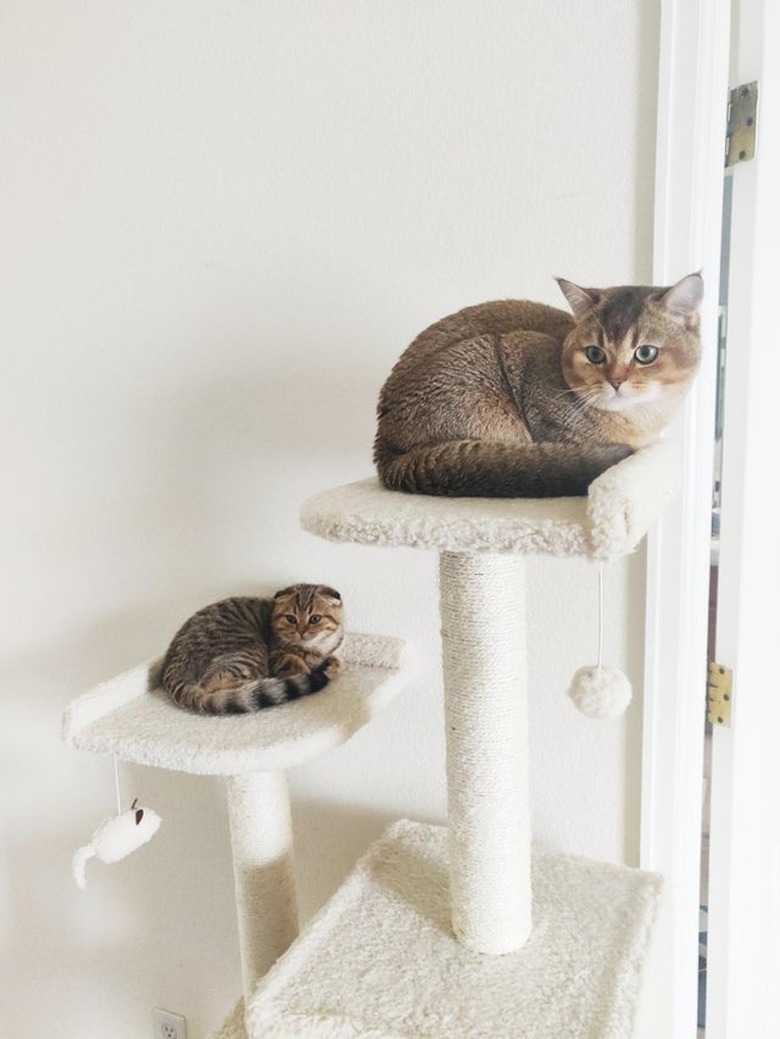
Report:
606,364,628,390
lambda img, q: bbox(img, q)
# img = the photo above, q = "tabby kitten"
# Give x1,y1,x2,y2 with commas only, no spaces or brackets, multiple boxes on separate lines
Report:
160,584,344,715
374,274,703,497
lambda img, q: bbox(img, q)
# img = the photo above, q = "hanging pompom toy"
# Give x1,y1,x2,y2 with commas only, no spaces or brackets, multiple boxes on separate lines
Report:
567,564,632,719
73,760,162,889
568,664,632,719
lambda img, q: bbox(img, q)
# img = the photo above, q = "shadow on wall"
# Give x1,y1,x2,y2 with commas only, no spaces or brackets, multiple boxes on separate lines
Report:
291,799,423,925
165,355,381,465
57,351,386,676
1,708,240,1038
621,547,647,869
631,0,661,279
134,354,382,609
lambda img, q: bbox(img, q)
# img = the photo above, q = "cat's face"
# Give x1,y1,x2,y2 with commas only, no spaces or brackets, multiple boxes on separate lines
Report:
271,584,343,648
558,274,703,414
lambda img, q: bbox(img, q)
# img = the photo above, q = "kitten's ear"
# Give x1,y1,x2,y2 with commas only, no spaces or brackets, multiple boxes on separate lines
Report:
556,278,601,320
318,586,341,603
659,272,704,328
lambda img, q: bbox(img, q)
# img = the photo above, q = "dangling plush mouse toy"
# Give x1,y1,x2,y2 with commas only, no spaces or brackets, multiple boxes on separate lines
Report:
73,798,162,889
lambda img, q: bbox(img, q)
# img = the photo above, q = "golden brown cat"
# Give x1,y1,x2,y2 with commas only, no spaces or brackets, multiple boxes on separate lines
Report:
160,584,343,715
374,274,703,497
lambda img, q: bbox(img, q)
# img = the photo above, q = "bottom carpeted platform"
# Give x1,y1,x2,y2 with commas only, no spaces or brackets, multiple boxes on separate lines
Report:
213,819,662,1038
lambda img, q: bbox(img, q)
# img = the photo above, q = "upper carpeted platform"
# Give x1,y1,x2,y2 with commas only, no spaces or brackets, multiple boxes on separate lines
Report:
300,440,679,561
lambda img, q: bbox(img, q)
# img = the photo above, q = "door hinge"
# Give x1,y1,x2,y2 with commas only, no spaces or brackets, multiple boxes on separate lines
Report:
707,662,733,727
725,82,758,168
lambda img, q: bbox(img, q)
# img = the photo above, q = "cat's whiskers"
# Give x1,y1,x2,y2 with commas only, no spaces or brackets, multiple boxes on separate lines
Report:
550,386,584,405
566,387,603,414
553,387,613,434
552,388,602,415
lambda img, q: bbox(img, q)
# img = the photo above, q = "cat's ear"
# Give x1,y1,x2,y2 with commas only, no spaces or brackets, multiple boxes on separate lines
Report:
556,278,601,320
318,586,341,603
658,272,704,328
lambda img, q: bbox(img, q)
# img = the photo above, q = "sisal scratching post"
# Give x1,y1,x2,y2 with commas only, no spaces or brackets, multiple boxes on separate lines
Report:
226,772,299,1005
439,552,531,953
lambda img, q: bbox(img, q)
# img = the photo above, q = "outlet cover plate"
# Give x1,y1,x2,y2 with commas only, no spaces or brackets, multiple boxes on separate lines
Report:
152,1007,187,1039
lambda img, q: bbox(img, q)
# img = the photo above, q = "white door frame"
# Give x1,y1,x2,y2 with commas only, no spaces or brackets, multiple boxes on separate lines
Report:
641,1,730,1036
706,2,780,1036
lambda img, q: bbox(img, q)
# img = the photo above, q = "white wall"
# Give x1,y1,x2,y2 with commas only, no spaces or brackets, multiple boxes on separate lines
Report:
2,3,659,1036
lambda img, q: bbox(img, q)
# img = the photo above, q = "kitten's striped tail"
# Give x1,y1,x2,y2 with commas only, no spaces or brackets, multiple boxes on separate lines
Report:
169,660,335,716
377,440,633,498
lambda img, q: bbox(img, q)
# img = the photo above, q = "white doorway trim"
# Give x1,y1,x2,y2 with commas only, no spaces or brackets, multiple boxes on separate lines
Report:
706,2,780,1035
641,1,730,1036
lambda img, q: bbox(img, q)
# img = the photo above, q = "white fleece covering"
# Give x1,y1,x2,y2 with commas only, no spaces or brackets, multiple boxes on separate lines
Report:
300,440,679,562
62,633,408,776
231,819,661,1039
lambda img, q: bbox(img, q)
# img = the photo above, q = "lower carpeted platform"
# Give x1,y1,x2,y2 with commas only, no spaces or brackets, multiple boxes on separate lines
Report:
213,819,662,1038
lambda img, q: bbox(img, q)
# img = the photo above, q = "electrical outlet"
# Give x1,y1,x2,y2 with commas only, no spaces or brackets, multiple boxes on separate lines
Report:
152,1007,187,1039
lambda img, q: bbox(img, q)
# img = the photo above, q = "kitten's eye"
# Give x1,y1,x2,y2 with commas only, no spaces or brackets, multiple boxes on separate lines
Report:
585,346,606,364
634,344,659,365
284,614,298,624
309,614,322,624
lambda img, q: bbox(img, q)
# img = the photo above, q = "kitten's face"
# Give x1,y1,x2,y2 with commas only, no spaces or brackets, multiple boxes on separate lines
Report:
558,274,703,415
271,584,343,648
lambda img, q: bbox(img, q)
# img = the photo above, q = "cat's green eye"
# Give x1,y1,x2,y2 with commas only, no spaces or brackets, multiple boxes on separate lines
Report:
309,614,322,624
585,345,606,364
634,344,659,365
284,614,298,624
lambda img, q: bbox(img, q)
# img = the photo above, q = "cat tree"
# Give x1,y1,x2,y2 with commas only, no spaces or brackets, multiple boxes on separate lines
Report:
63,438,678,1039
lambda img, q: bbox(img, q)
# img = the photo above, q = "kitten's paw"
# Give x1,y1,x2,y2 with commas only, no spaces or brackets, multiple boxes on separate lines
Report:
274,654,310,677
322,655,343,677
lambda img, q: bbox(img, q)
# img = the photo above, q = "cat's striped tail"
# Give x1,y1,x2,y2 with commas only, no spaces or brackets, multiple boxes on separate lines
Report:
169,659,336,716
376,440,633,498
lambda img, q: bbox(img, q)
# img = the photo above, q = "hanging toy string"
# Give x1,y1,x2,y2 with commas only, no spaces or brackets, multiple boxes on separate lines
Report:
566,561,632,719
